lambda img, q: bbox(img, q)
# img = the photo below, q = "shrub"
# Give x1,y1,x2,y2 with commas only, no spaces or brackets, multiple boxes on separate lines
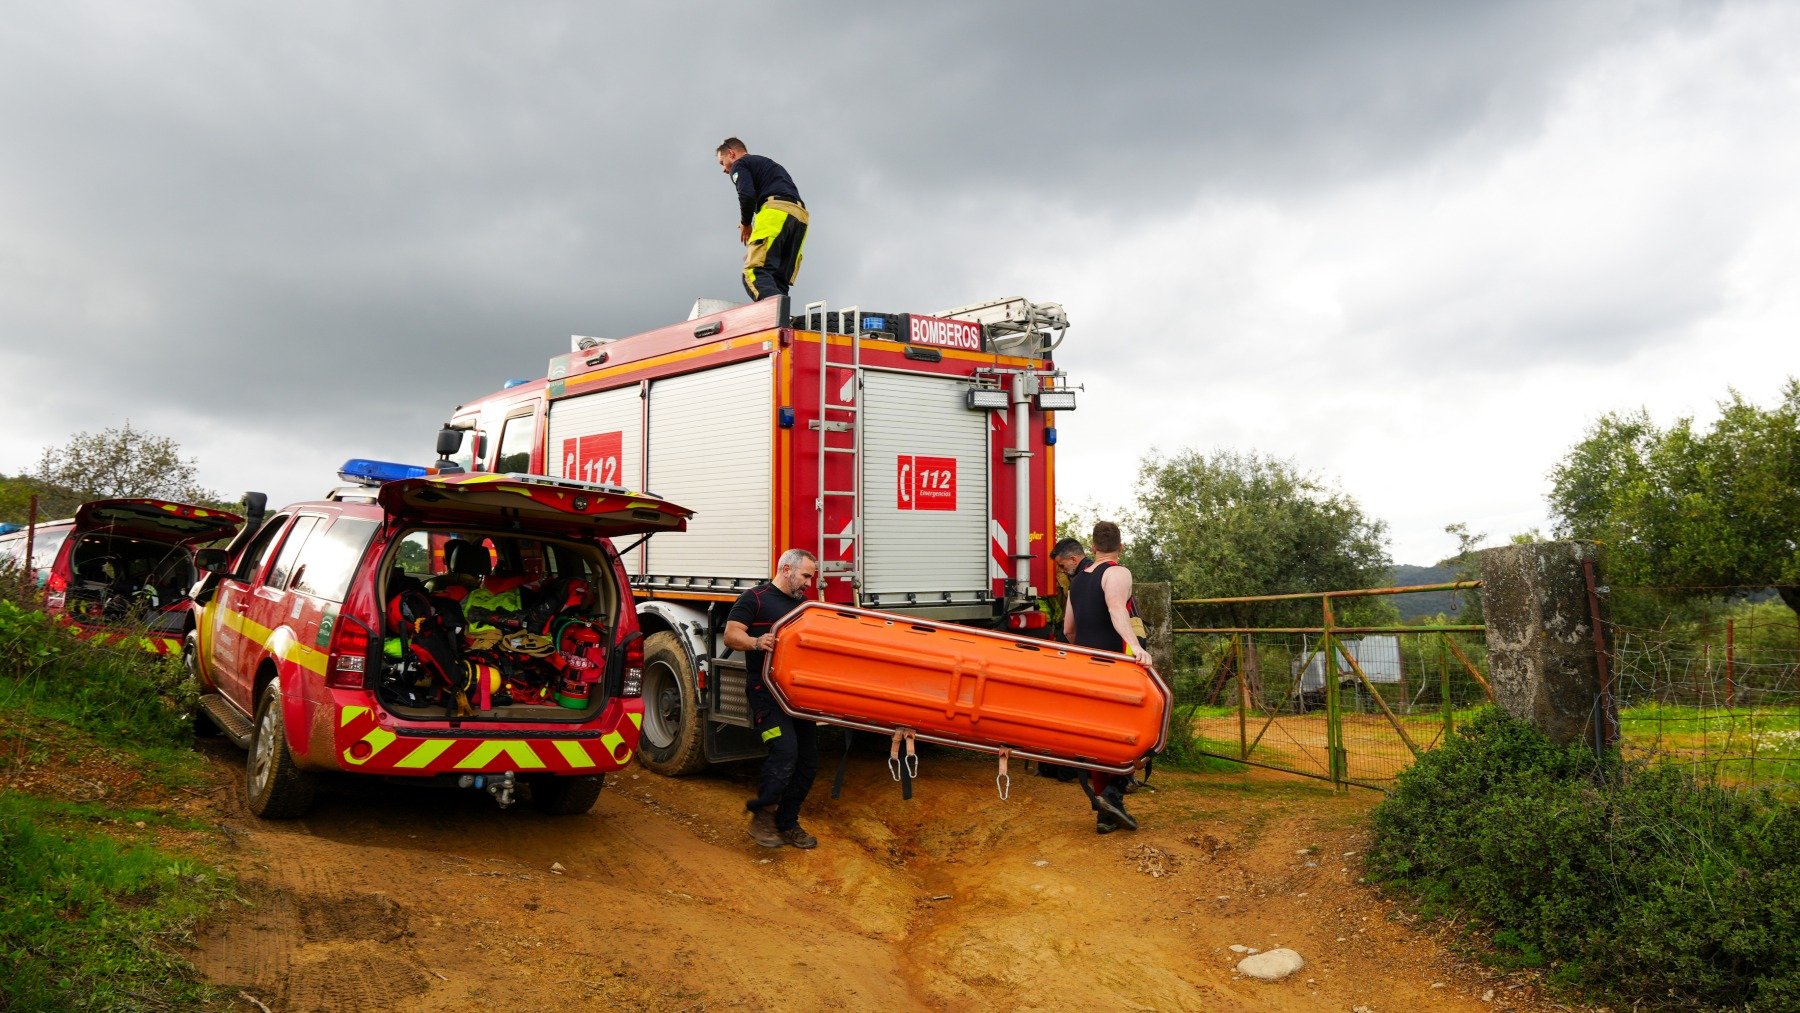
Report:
0,598,197,753
1370,707,1800,1010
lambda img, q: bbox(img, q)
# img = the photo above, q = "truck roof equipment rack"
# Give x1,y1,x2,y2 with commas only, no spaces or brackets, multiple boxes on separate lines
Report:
935,297,1069,358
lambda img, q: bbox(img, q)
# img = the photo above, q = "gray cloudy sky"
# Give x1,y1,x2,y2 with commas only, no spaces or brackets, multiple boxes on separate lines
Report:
3,0,1796,564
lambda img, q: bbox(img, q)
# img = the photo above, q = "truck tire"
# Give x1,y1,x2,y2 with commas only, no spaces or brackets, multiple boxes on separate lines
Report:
638,631,707,776
531,774,605,815
246,681,316,819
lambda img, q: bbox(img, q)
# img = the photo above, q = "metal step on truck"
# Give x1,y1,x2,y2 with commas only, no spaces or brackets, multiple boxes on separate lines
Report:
433,294,1077,774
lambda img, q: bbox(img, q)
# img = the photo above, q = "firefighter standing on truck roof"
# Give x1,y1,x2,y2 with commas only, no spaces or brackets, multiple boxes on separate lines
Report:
723,548,822,849
716,137,808,302
1065,521,1149,835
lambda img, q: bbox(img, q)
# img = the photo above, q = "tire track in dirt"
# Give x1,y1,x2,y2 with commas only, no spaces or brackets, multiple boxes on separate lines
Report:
190,739,1571,1012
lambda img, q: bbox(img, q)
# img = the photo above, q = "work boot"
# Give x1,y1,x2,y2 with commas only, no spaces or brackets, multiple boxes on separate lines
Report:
1094,785,1138,832
780,823,818,849
748,807,783,848
1096,815,1119,835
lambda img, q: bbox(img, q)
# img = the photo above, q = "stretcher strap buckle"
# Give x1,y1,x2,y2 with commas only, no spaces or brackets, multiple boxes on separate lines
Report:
996,748,1012,801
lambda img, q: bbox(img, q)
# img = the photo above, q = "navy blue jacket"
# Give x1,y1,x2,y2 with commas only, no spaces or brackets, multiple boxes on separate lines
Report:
729,154,802,228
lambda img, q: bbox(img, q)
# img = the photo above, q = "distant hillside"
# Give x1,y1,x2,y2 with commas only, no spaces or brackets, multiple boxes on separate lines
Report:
1387,563,1474,620
0,474,82,527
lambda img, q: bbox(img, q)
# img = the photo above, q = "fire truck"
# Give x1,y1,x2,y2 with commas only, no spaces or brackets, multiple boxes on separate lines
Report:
434,295,1076,774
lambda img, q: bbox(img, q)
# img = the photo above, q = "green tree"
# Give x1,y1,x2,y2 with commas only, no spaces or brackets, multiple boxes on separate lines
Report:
1549,379,1800,619
30,422,215,505
1123,448,1394,626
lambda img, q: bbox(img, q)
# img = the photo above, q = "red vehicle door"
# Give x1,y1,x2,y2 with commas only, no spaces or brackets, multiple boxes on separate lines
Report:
203,515,293,711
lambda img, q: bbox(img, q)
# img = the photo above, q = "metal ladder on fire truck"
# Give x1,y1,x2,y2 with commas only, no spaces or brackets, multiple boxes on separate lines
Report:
806,301,863,603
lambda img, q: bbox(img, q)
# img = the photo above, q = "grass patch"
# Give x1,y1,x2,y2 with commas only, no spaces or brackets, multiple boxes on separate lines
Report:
1,791,228,1011
0,596,230,1011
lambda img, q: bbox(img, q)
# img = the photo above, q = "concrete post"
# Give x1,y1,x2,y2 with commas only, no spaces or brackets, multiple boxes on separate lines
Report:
1135,581,1174,676
1475,541,1615,750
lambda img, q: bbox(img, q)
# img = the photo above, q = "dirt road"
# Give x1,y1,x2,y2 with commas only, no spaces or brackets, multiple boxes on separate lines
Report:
188,739,1559,1012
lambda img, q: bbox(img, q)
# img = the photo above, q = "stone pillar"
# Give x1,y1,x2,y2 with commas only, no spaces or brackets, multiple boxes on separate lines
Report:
1135,581,1174,675
1475,541,1614,750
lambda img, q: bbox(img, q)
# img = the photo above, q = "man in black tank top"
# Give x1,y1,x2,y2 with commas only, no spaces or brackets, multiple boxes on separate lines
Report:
1063,521,1147,834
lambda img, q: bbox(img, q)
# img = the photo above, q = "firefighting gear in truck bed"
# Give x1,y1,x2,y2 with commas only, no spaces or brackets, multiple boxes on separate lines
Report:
379,570,609,717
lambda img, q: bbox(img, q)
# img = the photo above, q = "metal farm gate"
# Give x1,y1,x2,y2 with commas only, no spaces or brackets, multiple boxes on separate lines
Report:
1171,582,1496,789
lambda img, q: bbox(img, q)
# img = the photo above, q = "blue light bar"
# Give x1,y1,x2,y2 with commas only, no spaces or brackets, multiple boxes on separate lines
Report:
502,378,530,389
860,314,890,332
338,459,429,486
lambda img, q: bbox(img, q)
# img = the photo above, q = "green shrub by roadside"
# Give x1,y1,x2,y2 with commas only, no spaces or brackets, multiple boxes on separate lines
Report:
1369,707,1800,1010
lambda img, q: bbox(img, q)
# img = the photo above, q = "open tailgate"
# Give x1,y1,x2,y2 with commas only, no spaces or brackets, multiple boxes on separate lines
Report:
377,472,692,539
71,498,243,545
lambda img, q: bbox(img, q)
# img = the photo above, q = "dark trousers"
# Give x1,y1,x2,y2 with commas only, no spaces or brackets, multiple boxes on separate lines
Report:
747,702,819,831
742,200,809,302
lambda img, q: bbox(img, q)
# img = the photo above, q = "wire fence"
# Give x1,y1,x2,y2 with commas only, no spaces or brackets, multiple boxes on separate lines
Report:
1169,583,1491,789
1605,591,1800,798
1166,579,1800,798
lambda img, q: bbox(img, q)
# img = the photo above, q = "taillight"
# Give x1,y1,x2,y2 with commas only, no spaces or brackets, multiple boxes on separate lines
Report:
1007,610,1048,631
622,635,644,697
326,615,372,689
46,570,68,593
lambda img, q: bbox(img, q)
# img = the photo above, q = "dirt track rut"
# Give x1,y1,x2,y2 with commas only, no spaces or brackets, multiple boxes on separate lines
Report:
189,739,1562,1011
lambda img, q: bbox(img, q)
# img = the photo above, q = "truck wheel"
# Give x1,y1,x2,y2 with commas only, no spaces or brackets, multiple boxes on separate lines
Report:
184,634,221,738
531,774,605,815
638,631,706,776
247,681,316,819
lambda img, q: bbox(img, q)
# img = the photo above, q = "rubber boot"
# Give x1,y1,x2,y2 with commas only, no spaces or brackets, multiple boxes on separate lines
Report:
748,805,783,848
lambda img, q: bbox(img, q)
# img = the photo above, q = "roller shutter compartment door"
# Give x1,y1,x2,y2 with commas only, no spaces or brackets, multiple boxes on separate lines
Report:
546,385,644,569
861,370,990,604
546,386,643,488
645,356,773,581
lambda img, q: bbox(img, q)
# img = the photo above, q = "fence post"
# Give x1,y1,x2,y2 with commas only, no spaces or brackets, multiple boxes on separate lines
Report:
1475,540,1617,752
1725,618,1735,708
1323,595,1345,788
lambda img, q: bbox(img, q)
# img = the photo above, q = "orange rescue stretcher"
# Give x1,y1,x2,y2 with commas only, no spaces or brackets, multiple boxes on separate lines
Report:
767,602,1172,795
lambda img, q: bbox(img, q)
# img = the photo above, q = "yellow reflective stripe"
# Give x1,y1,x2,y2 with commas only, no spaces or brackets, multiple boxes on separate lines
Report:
554,741,596,769
628,711,643,729
761,725,782,743
396,739,454,769
283,641,327,676
345,725,397,766
341,705,370,726
220,608,326,676
455,740,547,770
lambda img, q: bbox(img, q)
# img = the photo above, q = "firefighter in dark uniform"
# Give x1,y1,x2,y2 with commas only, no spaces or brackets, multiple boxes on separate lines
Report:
723,548,821,848
716,137,809,302
1064,521,1149,834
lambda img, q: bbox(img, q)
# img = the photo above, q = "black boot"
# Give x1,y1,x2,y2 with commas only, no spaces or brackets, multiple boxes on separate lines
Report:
1094,783,1138,831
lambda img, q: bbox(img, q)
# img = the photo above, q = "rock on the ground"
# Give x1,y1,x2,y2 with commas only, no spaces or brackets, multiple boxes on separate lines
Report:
1237,948,1304,981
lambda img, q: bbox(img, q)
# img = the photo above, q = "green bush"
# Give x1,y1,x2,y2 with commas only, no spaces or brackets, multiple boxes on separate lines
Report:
0,598,198,754
1370,707,1800,1010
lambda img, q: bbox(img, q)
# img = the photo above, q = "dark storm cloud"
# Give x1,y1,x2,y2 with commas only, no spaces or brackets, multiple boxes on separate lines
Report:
0,0,1728,494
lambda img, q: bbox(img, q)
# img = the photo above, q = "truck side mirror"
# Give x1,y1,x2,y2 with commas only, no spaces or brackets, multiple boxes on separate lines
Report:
436,426,464,458
194,548,231,574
